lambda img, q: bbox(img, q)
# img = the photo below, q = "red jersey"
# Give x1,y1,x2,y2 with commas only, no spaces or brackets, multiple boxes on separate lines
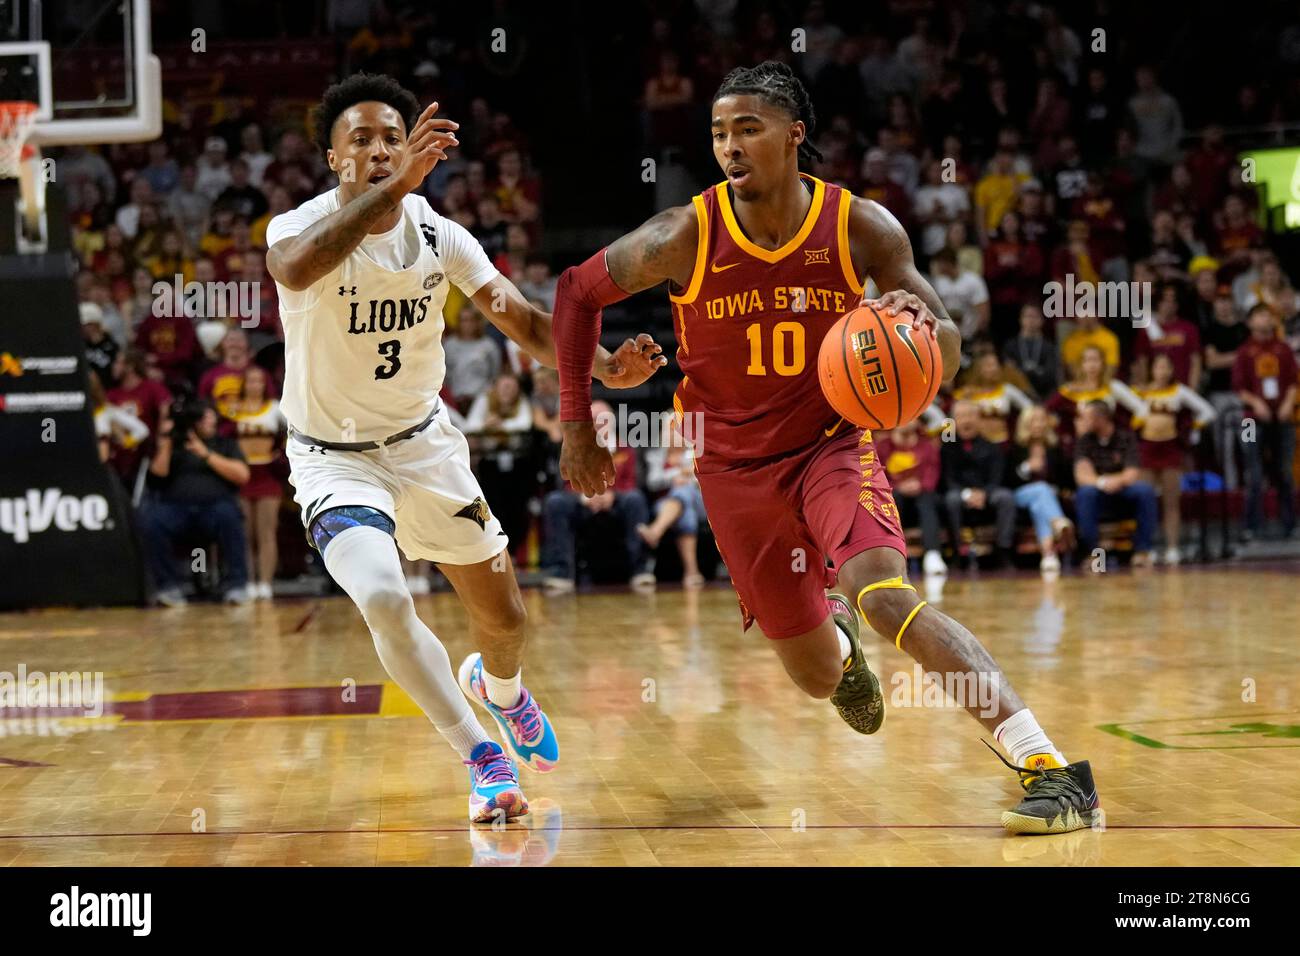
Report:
671,174,862,461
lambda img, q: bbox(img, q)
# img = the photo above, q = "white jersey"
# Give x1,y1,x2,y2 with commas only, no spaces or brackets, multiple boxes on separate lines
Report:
267,188,498,443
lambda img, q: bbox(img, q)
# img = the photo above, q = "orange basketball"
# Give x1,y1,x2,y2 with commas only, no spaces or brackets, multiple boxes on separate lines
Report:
817,305,942,430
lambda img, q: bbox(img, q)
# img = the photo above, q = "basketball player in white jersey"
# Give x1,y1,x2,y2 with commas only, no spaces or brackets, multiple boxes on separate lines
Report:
266,74,666,823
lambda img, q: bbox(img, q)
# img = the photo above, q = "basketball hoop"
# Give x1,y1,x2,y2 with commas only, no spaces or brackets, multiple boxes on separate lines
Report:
0,101,39,179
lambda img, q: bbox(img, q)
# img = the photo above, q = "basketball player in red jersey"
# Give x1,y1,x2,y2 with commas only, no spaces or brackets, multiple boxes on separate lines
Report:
553,62,1100,835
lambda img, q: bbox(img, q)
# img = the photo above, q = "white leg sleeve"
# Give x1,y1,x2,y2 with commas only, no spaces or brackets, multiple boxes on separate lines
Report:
323,525,490,757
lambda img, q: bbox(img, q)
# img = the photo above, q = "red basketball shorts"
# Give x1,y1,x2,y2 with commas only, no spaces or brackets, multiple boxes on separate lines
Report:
695,424,906,639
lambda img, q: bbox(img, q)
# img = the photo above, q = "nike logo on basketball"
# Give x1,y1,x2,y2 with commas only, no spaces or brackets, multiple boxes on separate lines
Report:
710,261,741,273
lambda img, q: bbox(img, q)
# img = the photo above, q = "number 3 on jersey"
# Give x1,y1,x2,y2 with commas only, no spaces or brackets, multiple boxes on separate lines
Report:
745,321,805,376
375,339,402,379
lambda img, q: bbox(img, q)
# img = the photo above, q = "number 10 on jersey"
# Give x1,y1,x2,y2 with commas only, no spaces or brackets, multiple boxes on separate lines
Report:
745,321,805,376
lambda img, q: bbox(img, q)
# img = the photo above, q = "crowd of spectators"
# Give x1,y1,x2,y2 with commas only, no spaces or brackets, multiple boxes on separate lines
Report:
67,1,1300,602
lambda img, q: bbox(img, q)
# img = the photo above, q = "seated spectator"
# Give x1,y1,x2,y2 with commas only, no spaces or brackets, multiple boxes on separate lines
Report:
444,307,501,413
638,416,710,588
223,366,287,601
1060,306,1120,380
465,371,533,434
1131,282,1201,386
913,159,970,257
953,348,1033,445
541,402,652,591
133,286,199,392
89,370,149,473
115,178,155,241
1134,353,1217,563
492,148,541,226
941,401,1017,568
927,246,990,346
1241,257,1299,327
106,349,172,486
167,163,211,251
195,136,233,201
516,255,557,312
1073,400,1159,565
466,372,535,554
139,400,251,606
877,420,945,576
81,302,120,387
143,230,195,283
215,159,269,222
1202,290,1249,487
1046,345,1147,456
973,148,1027,239
983,211,1045,342
139,140,180,197
1010,406,1075,573
1002,303,1060,400
199,328,254,417
1233,303,1298,540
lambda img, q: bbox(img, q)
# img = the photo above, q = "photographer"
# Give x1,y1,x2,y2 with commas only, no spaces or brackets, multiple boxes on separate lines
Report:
137,399,252,606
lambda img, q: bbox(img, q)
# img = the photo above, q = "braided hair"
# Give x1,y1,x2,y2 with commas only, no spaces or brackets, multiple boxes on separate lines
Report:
712,61,824,167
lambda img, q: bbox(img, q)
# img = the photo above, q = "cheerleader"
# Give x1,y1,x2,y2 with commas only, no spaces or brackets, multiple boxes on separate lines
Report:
953,348,1034,446
1132,353,1216,564
223,365,286,600
1044,344,1147,456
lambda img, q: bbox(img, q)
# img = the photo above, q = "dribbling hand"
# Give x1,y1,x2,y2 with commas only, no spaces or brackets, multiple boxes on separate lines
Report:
559,421,617,497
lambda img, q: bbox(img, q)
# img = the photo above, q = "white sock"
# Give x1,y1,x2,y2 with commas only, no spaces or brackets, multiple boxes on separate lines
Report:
835,620,853,662
994,708,1067,769
483,667,522,709
437,709,494,760
323,526,489,753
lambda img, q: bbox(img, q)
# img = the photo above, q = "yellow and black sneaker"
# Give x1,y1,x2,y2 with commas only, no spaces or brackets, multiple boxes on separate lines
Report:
986,742,1102,835
827,592,884,735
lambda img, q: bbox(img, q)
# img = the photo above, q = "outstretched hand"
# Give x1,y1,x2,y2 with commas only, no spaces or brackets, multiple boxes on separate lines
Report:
596,333,667,389
394,102,460,194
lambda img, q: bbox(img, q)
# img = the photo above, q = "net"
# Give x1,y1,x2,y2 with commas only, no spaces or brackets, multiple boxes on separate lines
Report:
0,101,38,179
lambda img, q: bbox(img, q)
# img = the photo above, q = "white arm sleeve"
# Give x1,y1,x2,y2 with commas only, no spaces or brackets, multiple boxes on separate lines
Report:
1177,384,1218,426
1110,379,1149,418
1004,383,1034,413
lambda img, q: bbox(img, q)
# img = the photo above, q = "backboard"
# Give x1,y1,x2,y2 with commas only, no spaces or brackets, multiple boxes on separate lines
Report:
0,0,161,146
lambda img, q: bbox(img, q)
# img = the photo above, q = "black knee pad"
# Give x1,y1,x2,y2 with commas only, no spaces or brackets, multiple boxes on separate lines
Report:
308,505,395,554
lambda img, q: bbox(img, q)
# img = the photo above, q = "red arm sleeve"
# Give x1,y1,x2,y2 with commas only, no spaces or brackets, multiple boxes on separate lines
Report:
553,248,631,422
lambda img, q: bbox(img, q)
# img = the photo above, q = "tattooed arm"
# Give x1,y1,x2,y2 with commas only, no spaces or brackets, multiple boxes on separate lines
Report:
266,103,457,291
848,196,963,383
553,204,697,495
266,185,406,291
604,204,700,295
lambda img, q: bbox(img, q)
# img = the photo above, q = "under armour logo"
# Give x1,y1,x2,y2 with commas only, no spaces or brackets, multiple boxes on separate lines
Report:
307,445,326,455
420,223,437,253
338,286,357,296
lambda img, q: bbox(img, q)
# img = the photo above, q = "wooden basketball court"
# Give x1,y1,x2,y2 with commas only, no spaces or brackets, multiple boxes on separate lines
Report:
2,567,1298,866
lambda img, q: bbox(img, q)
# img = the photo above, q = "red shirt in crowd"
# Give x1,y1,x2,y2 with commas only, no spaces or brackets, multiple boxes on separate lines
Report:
1232,337,1299,415
875,432,942,493
106,377,172,476
1134,318,1201,384
134,314,198,389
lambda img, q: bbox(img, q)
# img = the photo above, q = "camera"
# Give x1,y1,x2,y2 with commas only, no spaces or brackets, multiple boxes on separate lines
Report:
168,398,210,440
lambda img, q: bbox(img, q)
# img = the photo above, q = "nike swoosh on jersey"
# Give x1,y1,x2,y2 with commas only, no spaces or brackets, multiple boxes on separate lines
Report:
710,261,741,273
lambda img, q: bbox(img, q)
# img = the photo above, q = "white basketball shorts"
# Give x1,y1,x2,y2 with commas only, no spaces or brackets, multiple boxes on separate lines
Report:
286,402,508,565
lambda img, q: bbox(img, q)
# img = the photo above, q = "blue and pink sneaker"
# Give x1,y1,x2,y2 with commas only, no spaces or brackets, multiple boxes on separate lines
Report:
458,652,560,773
465,740,528,824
